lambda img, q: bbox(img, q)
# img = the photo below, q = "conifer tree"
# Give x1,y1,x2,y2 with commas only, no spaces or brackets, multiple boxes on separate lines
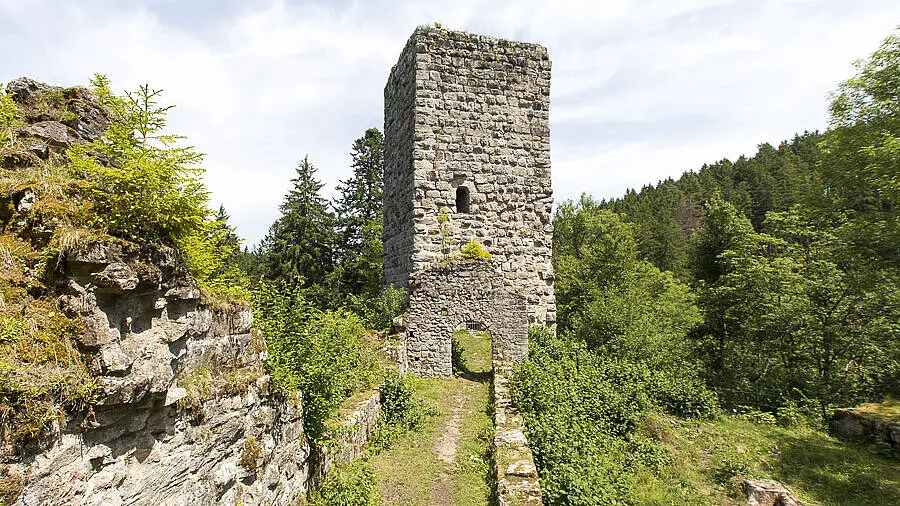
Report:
332,128,384,296
262,156,336,287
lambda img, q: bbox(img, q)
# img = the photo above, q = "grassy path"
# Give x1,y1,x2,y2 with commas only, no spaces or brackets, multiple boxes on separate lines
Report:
374,331,493,506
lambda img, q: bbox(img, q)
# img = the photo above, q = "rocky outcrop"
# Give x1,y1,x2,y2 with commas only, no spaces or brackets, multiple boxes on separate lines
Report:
7,238,314,505
742,479,803,506
832,408,900,447
2,77,385,506
7,77,110,151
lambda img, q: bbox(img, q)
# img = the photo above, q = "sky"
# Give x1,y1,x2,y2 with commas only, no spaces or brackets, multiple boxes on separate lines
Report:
1,0,897,245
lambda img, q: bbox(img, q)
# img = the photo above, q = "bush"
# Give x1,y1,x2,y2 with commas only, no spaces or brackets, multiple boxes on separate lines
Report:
511,326,716,504
346,286,406,332
0,84,23,148
252,282,380,442
370,374,430,450
459,238,492,260
308,458,381,506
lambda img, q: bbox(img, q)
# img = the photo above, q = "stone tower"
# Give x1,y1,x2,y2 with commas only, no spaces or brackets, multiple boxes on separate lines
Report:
383,27,555,376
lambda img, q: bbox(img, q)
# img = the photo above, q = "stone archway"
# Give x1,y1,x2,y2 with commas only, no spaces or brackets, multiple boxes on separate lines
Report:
404,260,529,377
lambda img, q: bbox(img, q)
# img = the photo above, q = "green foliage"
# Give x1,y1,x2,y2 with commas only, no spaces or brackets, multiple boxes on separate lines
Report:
261,156,335,292
345,285,406,332
459,238,491,260
511,327,715,505
67,75,208,243
693,201,899,411
240,436,262,471
450,334,467,376
0,291,98,455
251,283,380,442
554,202,704,375
308,457,381,506
437,207,454,258
332,128,385,301
175,206,250,302
0,84,23,149
0,465,24,506
370,374,429,450
820,30,899,268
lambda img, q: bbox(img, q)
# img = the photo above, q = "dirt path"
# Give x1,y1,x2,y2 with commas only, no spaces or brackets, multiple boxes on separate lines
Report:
434,395,464,464
374,331,493,506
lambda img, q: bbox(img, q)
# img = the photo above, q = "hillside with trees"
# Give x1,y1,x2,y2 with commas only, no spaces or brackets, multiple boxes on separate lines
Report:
510,30,900,505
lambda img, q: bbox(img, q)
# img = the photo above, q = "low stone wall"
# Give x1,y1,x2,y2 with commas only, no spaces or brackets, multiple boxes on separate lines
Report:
311,389,382,488
492,361,542,505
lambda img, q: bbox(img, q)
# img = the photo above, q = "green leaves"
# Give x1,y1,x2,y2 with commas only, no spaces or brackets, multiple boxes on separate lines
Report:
511,327,714,505
252,283,379,442
67,76,209,244
0,83,23,149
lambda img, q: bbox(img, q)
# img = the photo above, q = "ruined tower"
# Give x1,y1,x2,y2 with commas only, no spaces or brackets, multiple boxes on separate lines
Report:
383,27,555,376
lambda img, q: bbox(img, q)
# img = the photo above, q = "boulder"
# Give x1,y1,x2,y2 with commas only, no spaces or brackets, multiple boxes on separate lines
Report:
92,262,140,292
832,408,900,447
742,478,803,506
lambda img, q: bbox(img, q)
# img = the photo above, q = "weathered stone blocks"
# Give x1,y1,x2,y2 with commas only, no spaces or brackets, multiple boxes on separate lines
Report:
383,27,556,327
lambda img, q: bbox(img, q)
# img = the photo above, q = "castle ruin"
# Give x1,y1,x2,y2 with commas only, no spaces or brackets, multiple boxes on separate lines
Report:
383,27,555,377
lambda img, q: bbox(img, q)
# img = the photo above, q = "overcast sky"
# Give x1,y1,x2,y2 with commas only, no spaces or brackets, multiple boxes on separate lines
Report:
1,0,897,245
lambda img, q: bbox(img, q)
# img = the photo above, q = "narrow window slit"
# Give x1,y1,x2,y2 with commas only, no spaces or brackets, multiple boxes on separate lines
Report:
456,187,471,214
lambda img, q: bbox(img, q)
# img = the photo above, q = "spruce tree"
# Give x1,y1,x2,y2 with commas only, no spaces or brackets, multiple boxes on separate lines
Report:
262,156,336,287
333,128,384,296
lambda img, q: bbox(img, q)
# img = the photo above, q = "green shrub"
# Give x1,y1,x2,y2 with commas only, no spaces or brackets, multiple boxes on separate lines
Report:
308,457,381,506
370,374,429,450
252,283,379,442
459,238,491,260
66,75,208,244
0,84,23,149
511,326,716,504
346,286,406,332
175,217,250,302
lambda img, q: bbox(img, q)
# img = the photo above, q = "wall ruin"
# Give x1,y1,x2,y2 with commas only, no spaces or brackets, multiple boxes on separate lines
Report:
404,260,529,377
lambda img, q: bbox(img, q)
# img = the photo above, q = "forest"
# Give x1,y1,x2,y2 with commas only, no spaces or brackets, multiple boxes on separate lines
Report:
0,20,896,506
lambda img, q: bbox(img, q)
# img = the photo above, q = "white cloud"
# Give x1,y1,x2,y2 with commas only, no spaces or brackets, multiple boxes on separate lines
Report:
1,0,898,244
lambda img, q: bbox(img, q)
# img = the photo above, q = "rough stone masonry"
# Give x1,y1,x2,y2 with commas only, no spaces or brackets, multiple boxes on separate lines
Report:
383,27,556,376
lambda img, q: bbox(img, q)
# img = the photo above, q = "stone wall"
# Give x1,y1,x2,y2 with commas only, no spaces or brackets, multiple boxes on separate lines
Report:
493,361,542,505
311,390,382,488
383,27,556,325
404,259,528,377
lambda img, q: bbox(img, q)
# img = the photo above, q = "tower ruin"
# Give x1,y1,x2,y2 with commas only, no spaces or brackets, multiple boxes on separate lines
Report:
383,27,555,376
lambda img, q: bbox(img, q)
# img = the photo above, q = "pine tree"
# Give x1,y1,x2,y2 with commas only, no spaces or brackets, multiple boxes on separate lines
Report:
262,156,336,287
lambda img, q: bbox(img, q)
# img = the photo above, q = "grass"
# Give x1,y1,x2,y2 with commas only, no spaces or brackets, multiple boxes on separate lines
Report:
853,397,900,424
374,330,493,505
629,413,900,505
